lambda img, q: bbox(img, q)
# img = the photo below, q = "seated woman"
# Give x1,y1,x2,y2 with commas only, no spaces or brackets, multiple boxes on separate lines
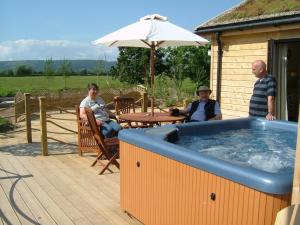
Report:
178,86,222,122
80,83,122,138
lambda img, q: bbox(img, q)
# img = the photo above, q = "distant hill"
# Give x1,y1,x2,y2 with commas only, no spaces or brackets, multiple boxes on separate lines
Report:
0,60,116,73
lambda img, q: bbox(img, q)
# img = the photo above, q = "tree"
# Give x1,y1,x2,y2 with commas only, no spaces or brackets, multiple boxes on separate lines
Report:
44,57,55,81
58,59,72,89
6,69,14,76
112,47,166,84
155,73,170,100
14,65,33,76
79,68,88,76
186,45,211,89
163,46,210,101
95,59,105,86
164,47,190,103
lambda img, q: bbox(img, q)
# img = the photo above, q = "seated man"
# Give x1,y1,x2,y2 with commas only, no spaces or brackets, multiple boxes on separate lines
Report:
80,83,122,138
181,86,222,122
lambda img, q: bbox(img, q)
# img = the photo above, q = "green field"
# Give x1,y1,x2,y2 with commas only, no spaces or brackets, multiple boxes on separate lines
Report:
0,75,198,99
0,76,133,96
0,76,198,108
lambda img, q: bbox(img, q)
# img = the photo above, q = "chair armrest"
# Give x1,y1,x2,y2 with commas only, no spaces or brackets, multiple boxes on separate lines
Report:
104,137,119,146
78,120,101,129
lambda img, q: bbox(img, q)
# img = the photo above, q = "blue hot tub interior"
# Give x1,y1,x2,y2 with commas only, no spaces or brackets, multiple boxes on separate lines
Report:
118,118,297,194
175,121,296,174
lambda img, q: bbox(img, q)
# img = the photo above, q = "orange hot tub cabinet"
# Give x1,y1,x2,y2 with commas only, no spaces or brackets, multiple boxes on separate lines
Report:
120,141,291,225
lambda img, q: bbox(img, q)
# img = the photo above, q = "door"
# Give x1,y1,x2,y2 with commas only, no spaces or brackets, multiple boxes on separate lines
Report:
268,39,300,122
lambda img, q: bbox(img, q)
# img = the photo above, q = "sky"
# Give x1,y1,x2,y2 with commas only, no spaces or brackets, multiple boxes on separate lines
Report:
0,0,242,61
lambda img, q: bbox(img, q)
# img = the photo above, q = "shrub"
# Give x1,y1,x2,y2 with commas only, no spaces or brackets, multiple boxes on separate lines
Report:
0,117,13,132
164,98,177,107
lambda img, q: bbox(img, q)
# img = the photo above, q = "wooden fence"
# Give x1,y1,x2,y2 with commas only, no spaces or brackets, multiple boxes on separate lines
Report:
16,86,148,154
14,85,147,122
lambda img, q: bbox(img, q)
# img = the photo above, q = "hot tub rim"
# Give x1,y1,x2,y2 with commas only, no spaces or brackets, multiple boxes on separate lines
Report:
119,118,296,195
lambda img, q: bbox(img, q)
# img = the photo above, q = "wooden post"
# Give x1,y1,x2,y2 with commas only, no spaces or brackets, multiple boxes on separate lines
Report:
58,90,62,114
114,96,120,115
292,105,300,205
39,96,48,156
14,95,17,123
24,93,32,143
142,92,148,113
150,43,156,116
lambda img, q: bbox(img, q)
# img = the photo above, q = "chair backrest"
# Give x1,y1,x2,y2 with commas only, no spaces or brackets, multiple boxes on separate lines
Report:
75,104,89,126
114,96,135,115
75,105,81,122
84,108,106,150
75,105,99,154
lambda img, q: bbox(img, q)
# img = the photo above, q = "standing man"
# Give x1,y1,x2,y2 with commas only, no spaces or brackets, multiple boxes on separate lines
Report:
249,60,277,120
180,86,222,122
80,83,122,138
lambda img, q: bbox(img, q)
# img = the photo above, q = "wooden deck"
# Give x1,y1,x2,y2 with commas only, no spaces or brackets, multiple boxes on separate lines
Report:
0,113,142,225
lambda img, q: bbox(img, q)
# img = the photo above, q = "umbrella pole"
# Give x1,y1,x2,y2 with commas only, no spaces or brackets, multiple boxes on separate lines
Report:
150,43,156,116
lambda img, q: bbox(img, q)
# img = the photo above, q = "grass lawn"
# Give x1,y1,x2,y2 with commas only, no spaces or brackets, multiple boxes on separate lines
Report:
0,75,133,96
0,75,199,107
0,75,199,98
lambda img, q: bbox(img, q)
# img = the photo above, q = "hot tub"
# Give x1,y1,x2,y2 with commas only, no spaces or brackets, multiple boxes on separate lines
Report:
119,118,297,225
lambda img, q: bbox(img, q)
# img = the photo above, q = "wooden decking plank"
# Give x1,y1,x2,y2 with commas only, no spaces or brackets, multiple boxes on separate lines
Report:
0,182,22,225
0,164,38,225
73,154,120,181
0,129,141,225
52,153,119,201
58,154,142,225
0,216,4,225
43,153,139,225
13,154,93,225
5,154,79,225
0,156,57,225
25,154,115,225
47,155,135,225
61,154,121,199
55,155,135,218
65,154,122,195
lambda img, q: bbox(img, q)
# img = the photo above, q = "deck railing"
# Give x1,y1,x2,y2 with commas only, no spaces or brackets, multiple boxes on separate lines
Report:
18,87,148,155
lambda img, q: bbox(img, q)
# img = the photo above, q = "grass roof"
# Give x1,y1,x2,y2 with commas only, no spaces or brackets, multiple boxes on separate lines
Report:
217,0,300,22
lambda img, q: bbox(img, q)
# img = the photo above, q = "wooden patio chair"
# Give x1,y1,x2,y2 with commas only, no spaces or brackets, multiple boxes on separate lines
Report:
114,96,148,128
114,96,135,115
75,105,98,156
85,107,120,175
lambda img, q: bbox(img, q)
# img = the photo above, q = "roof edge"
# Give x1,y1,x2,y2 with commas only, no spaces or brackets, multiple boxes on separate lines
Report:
195,14,300,34
194,1,247,31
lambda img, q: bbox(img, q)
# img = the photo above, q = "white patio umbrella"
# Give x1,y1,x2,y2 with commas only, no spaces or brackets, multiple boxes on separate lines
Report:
93,14,209,115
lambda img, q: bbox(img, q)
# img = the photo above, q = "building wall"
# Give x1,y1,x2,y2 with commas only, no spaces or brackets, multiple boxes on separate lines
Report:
209,24,300,119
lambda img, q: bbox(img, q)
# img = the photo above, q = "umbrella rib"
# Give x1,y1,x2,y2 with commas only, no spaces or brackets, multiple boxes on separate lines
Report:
141,40,151,48
109,41,118,47
196,41,205,46
156,41,165,48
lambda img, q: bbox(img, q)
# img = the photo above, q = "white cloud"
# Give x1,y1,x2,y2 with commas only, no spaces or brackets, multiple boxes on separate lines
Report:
0,39,119,61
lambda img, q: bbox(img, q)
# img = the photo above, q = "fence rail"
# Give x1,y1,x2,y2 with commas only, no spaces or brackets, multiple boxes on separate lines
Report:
46,120,78,134
14,86,147,122
15,86,148,155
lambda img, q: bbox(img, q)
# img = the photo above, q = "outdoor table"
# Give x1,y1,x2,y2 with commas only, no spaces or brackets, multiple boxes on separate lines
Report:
118,112,186,127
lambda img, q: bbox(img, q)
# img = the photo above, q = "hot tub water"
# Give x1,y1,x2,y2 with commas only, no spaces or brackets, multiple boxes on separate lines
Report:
175,127,296,173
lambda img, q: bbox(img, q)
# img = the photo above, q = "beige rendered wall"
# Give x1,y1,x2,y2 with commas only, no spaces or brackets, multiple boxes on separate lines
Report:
208,24,300,119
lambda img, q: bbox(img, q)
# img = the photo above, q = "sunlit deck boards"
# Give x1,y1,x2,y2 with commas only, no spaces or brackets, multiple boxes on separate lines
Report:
0,142,142,225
